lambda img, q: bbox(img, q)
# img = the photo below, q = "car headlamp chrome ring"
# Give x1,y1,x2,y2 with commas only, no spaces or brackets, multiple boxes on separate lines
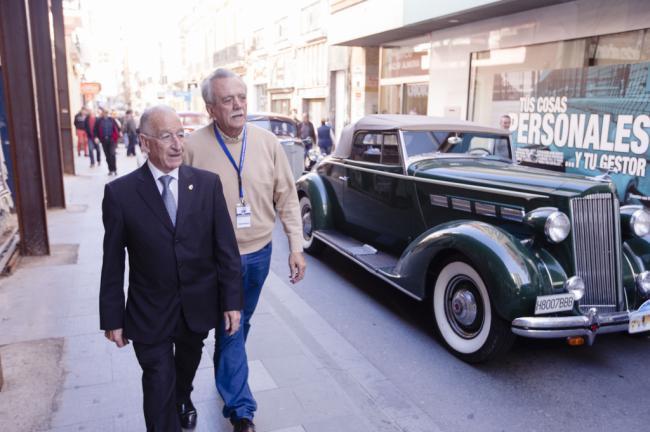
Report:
630,208,650,237
544,211,571,243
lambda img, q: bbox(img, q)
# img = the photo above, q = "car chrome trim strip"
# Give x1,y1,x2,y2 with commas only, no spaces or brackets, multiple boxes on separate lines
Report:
312,231,423,301
500,206,525,222
429,194,448,208
451,197,471,212
475,202,497,217
326,160,549,200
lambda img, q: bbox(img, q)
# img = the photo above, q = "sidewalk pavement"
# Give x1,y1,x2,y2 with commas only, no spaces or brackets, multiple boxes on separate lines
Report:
0,146,441,432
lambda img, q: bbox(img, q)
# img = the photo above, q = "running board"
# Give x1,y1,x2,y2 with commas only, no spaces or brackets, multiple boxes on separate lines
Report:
313,230,422,301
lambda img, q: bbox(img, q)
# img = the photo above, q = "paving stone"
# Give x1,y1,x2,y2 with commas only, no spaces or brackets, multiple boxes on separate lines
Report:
303,414,374,432
248,359,278,392
288,376,352,421
253,388,305,431
269,426,306,432
41,416,115,431
62,354,113,389
51,380,141,427
262,354,325,387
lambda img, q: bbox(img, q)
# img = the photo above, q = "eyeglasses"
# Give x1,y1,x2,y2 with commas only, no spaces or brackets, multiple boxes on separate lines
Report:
143,130,187,144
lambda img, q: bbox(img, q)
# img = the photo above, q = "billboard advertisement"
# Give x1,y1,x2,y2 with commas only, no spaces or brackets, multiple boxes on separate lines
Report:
495,62,650,204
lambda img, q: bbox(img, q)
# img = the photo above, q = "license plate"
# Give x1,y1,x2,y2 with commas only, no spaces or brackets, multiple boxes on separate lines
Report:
534,293,575,315
629,310,650,334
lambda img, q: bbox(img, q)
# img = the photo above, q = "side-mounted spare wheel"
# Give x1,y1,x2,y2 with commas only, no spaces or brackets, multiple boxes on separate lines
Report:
299,195,325,255
431,256,515,363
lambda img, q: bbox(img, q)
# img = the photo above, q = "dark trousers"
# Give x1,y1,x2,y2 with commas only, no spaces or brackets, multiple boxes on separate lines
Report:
133,313,207,432
100,138,117,173
89,140,101,165
127,132,137,156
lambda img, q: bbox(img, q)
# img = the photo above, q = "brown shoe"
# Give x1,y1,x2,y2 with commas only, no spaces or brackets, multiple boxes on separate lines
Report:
233,418,256,432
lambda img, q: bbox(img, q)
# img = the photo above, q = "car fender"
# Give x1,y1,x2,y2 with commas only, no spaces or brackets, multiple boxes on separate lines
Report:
393,220,549,320
296,173,333,231
622,237,650,306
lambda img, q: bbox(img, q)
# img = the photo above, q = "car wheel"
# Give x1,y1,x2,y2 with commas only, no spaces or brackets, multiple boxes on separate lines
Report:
300,196,325,255
432,258,514,363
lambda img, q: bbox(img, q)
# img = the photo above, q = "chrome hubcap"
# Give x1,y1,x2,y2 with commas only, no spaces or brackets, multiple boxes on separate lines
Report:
451,289,478,326
301,204,312,241
444,275,484,339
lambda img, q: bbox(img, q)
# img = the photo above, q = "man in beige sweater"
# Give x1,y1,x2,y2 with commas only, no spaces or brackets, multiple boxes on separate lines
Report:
183,68,306,432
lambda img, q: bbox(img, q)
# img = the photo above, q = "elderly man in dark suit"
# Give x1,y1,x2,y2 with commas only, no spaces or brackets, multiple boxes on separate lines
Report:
99,105,242,431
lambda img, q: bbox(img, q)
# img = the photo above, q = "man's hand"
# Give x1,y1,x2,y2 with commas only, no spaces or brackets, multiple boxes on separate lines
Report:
288,251,306,284
224,310,241,336
104,328,129,348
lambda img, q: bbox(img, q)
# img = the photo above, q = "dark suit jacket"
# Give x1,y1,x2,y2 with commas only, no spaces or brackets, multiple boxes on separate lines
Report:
99,163,242,344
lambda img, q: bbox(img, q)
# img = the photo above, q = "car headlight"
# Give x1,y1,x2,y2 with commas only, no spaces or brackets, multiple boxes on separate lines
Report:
630,208,650,237
565,276,585,301
544,211,571,243
636,271,650,296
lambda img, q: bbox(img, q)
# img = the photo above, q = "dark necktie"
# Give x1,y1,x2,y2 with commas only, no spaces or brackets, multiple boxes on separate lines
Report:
159,175,176,226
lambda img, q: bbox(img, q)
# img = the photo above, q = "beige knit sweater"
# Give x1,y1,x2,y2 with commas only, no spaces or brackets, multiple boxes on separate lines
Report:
183,122,303,254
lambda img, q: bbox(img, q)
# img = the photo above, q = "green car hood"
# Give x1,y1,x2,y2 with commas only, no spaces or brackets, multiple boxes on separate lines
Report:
408,158,613,197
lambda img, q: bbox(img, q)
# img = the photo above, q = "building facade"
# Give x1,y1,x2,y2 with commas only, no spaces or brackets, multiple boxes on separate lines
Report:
329,0,650,202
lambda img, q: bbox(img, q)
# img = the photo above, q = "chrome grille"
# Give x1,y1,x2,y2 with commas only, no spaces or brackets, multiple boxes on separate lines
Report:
570,193,620,312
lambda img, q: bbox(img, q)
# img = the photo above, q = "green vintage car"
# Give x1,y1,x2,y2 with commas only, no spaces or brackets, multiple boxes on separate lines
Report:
296,114,650,362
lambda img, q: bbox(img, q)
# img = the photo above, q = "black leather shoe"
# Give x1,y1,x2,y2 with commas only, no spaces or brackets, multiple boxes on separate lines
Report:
233,418,256,432
177,400,197,429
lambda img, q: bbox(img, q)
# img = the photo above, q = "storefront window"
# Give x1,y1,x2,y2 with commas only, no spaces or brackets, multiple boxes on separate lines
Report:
379,36,430,114
405,83,428,115
379,84,401,114
468,29,650,204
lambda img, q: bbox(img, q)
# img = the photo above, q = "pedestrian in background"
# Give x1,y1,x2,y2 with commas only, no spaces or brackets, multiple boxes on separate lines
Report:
184,68,306,432
123,109,138,157
317,119,333,155
298,112,317,153
496,114,513,158
84,109,101,167
100,105,242,431
94,108,120,175
73,108,88,157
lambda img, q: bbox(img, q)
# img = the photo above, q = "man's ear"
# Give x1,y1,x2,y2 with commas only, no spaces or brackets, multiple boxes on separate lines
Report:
139,135,149,154
205,103,216,120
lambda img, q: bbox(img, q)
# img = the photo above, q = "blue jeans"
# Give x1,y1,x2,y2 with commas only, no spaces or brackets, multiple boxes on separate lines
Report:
214,242,272,421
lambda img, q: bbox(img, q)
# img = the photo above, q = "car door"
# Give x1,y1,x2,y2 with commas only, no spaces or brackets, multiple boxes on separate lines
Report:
342,131,424,254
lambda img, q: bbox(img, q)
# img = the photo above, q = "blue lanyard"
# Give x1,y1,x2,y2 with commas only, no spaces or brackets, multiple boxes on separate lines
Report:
213,123,247,202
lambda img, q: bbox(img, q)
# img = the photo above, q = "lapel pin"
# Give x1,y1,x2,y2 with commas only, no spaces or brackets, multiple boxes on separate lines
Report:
188,184,194,190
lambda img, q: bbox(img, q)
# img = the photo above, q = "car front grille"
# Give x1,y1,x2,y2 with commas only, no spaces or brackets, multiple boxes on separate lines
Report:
570,193,621,313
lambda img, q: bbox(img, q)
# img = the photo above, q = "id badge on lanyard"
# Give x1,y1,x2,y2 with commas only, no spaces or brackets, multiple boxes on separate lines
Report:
214,124,252,229
236,201,252,229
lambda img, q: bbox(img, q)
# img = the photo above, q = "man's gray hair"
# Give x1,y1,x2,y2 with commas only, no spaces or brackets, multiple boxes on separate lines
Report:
139,105,177,135
201,68,244,104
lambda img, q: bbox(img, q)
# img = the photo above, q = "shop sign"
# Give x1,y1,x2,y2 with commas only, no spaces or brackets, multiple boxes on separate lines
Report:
503,62,650,203
80,82,101,96
383,50,428,79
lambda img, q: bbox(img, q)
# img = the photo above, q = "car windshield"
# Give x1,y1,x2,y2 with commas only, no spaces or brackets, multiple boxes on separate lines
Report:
402,130,511,163
249,119,297,137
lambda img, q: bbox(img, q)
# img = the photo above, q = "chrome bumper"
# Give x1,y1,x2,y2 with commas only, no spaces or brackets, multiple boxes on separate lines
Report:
511,308,630,345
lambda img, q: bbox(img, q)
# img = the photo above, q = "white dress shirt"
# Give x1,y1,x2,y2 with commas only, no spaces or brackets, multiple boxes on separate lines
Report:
148,160,179,206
